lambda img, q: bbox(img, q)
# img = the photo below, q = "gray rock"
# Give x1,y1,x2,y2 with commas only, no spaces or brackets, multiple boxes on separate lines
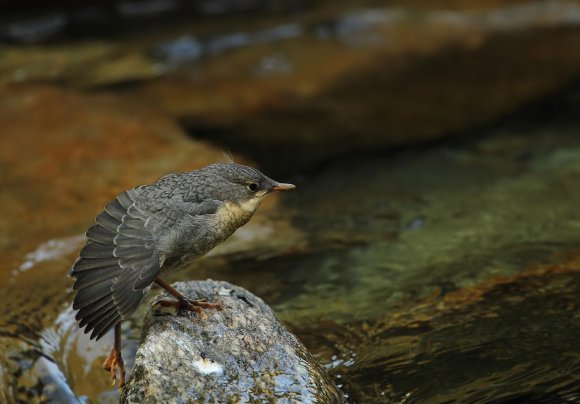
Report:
121,280,345,403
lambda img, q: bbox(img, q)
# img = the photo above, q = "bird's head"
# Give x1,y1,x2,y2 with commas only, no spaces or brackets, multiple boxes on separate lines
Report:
199,163,295,212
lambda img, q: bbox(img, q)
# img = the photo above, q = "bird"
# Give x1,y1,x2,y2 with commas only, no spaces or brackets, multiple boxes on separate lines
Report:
68,162,295,387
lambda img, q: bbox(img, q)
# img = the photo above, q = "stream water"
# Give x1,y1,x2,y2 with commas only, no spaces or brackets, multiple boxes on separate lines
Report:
3,110,580,403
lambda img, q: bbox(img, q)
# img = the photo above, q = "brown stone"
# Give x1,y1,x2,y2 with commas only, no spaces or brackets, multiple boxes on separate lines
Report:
0,84,227,275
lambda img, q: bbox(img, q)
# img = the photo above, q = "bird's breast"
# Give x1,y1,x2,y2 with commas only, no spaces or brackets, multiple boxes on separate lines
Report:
185,201,256,255
160,200,259,272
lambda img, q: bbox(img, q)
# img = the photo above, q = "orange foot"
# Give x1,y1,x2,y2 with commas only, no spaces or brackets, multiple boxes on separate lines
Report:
103,348,126,387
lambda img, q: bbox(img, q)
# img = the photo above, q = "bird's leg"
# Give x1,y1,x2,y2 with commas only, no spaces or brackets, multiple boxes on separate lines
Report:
154,277,223,315
102,322,126,387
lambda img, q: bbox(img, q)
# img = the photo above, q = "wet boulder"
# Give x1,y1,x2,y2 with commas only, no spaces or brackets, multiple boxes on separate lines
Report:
121,280,345,403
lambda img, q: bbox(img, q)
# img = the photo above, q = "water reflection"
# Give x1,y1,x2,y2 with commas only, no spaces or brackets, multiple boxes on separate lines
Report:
18,236,84,274
39,304,137,403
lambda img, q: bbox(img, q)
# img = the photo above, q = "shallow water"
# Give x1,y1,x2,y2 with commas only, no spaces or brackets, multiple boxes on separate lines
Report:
280,127,580,402
2,1,580,403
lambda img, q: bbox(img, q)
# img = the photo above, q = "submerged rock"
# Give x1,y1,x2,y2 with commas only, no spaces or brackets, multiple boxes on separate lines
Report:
4,3,580,172
121,280,345,403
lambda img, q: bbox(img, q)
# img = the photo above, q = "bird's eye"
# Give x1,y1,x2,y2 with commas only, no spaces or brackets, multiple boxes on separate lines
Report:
247,183,259,192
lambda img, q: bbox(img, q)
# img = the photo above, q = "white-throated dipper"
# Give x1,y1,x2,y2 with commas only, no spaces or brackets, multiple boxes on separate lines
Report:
69,162,295,387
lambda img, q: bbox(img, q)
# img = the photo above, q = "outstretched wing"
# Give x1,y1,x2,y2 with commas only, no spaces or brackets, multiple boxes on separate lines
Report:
70,187,160,340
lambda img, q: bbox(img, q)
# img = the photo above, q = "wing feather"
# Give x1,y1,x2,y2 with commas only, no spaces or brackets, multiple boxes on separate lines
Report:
79,242,114,259
72,257,120,272
70,187,160,340
73,281,114,309
91,311,122,340
76,295,114,321
79,304,117,329
73,266,120,290
104,199,126,220
95,211,120,231
70,189,223,340
85,225,116,245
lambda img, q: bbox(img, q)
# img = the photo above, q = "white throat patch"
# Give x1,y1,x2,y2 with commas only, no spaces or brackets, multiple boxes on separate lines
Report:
239,195,265,213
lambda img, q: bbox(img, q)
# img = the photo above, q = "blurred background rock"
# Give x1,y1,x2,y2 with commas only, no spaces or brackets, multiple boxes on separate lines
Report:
1,1,580,402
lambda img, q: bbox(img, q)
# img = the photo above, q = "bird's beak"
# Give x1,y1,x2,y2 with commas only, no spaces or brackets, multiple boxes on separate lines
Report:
272,182,296,192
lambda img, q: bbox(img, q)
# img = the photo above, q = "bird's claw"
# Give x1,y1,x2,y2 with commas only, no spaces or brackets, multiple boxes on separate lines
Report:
157,298,222,318
103,348,125,387
187,299,223,311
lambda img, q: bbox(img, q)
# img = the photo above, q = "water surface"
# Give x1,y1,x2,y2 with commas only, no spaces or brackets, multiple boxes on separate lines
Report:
1,1,580,402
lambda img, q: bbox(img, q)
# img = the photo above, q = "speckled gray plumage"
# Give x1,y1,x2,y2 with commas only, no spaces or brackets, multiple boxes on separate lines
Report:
69,163,285,340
